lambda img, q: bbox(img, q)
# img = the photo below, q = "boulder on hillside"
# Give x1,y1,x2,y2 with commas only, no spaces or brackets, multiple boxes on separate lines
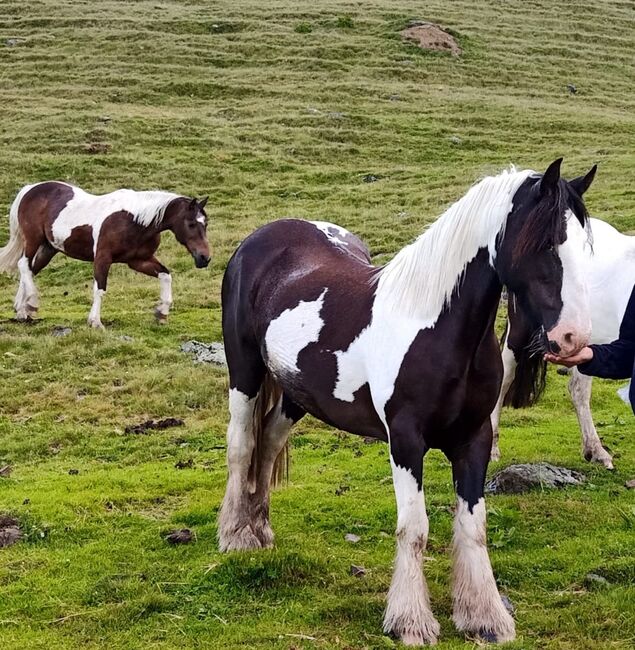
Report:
486,463,585,494
180,340,227,367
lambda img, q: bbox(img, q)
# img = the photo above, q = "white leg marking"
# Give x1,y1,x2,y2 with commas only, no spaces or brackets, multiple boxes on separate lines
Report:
218,389,260,551
87,281,105,329
384,460,440,646
15,256,39,319
490,342,517,462
155,272,173,321
452,497,515,642
569,369,613,469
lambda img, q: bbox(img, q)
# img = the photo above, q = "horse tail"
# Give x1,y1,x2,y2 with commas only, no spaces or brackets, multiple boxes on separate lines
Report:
250,371,287,487
0,186,31,273
502,349,547,408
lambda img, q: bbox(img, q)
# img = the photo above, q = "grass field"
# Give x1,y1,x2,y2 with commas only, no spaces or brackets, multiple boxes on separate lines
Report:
0,1,634,648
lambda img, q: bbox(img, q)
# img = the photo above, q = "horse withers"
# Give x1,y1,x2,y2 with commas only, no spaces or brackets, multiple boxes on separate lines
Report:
218,159,595,645
0,181,210,328
491,212,635,469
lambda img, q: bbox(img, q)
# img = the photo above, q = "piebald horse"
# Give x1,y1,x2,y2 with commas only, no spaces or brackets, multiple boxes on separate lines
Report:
218,159,595,645
491,213,634,469
0,181,210,328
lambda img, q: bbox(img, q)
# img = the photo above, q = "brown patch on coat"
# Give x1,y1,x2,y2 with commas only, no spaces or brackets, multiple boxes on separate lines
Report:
63,225,94,261
400,22,461,57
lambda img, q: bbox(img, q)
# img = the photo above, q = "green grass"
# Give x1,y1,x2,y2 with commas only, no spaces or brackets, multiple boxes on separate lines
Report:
0,1,634,648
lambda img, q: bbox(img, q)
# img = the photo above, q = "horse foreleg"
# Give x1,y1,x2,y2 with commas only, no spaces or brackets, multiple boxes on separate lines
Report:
128,257,171,323
568,369,613,469
383,430,439,646
449,422,515,643
490,337,517,462
88,256,111,329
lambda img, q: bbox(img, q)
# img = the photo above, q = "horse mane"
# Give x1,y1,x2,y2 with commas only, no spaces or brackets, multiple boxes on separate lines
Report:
129,191,181,227
374,167,535,322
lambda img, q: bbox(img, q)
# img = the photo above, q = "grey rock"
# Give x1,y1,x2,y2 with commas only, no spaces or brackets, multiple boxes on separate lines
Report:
118,335,134,342
363,174,379,183
51,326,72,337
0,514,21,548
5,38,25,47
328,111,345,120
567,84,577,95
350,564,366,577
345,533,361,543
624,478,635,489
486,463,585,494
584,572,609,589
449,135,463,145
180,340,227,367
389,94,401,101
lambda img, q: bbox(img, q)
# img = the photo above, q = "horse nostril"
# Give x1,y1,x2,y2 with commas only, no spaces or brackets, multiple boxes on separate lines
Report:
548,340,561,354
564,332,574,344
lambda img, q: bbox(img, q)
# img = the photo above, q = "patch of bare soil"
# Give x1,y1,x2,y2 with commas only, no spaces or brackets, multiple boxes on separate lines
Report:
0,514,22,548
400,21,461,57
124,417,184,435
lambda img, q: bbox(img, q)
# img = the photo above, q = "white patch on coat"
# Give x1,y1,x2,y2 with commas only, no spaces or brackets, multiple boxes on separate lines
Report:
47,183,179,254
310,220,352,247
376,168,535,322
157,272,173,316
265,289,327,375
452,497,515,641
547,211,591,354
383,460,440,645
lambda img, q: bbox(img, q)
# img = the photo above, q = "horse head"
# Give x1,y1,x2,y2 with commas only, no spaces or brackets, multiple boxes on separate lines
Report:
166,196,211,268
495,158,596,358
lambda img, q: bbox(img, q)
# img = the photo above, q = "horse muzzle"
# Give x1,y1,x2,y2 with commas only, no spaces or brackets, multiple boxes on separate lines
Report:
193,253,211,268
546,323,590,358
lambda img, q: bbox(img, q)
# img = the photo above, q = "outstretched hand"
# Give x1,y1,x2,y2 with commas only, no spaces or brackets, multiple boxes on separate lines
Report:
544,346,593,368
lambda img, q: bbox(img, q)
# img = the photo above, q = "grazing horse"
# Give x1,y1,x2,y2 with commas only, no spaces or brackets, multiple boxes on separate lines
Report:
491,214,634,469
0,181,210,328
218,159,595,645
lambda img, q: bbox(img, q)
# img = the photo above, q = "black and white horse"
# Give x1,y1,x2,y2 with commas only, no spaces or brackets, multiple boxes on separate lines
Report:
218,160,594,645
491,212,634,469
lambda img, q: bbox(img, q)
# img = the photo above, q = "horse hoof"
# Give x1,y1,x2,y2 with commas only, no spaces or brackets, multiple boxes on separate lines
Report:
154,308,169,324
88,320,105,330
584,448,614,470
385,616,440,646
477,629,499,643
218,525,263,552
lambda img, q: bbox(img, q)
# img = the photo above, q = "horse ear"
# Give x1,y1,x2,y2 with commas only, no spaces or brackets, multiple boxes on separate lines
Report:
569,164,597,197
198,196,208,210
540,157,563,195
189,197,198,210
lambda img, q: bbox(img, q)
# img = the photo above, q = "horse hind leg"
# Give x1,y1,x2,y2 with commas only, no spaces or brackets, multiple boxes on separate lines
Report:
568,369,613,469
250,389,304,547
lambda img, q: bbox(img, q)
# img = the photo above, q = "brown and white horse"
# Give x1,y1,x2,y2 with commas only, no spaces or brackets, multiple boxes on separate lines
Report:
0,181,210,327
218,160,595,645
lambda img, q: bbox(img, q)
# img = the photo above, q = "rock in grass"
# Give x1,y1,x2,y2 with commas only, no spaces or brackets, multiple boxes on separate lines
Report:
584,573,610,589
345,533,361,543
180,340,227,367
0,514,21,548
51,326,72,337
350,564,366,577
0,465,12,478
164,528,194,545
125,418,184,435
486,463,585,494
624,479,635,489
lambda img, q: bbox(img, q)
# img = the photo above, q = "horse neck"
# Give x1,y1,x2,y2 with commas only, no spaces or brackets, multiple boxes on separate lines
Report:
440,248,503,349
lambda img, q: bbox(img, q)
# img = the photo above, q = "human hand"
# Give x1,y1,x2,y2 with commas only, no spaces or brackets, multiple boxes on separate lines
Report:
544,346,593,367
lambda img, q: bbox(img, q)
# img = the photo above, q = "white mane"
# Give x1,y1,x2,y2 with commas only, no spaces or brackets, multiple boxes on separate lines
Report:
375,167,536,322
126,190,181,226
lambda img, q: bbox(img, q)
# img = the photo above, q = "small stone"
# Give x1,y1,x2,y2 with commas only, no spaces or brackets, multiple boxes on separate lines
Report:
306,107,321,114
388,94,401,101
500,594,515,615
165,528,194,544
345,533,361,543
0,465,12,478
68,468,79,475
98,115,112,123
624,479,635,489
51,326,72,337
567,84,577,95
363,174,379,183
335,484,350,496
328,111,345,120
22,498,30,505
449,135,462,145
174,458,194,470
5,38,25,47
350,564,366,577
118,335,134,342
584,573,609,589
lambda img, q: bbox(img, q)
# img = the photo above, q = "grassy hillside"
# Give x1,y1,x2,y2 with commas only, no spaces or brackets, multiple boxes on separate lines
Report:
0,1,634,648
